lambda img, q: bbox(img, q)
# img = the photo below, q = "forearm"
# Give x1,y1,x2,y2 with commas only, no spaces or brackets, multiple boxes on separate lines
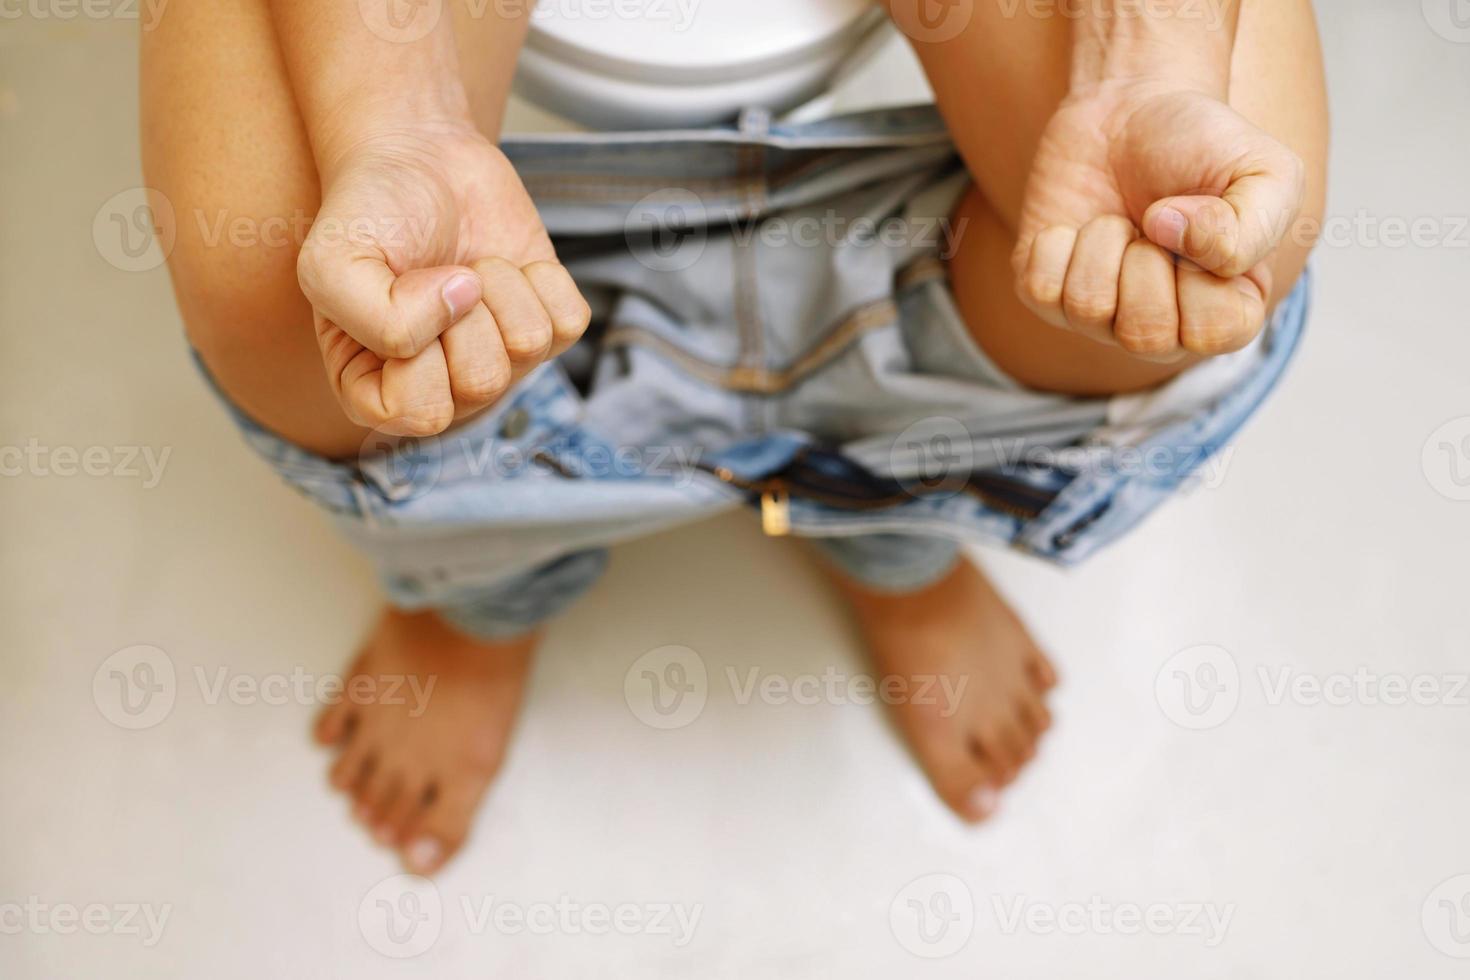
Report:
1068,0,1242,95
269,0,475,180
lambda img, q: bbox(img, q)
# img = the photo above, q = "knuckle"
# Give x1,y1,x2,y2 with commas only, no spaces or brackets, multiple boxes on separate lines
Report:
1182,317,1247,356
376,318,419,360
348,400,391,430
473,255,519,282
1119,336,1178,359
454,367,511,405
1063,288,1116,326
503,323,554,363
1115,314,1178,355
393,408,454,438
1021,272,1060,306
1091,214,1135,237
560,295,593,337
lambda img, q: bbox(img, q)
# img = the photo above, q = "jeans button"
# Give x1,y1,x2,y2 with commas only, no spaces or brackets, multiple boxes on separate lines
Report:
499,408,530,440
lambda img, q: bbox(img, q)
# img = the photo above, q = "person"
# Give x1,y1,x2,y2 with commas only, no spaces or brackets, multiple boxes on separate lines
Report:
141,0,1327,875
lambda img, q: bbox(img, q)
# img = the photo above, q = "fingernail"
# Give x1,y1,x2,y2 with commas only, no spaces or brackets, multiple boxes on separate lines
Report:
1154,207,1188,252
352,803,369,822
373,826,396,847
441,273,480,323
968,785,999,821
405,837,442,873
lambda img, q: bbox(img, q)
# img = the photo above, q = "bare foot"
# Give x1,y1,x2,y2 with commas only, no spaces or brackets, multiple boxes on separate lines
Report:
827,555,1058,822
314,608,535,875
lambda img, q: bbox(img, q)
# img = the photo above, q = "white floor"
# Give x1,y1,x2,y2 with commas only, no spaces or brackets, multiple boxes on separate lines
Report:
4,2,1470,977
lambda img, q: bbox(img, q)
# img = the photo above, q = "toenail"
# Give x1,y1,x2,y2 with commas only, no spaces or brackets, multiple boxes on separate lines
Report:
968,785,999,820
406,837,442,873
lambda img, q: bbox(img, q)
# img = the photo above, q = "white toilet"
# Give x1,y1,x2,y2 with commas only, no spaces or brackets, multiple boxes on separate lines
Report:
512,0,906,130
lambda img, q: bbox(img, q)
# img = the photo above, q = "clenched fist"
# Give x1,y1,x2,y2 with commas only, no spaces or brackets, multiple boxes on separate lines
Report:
1013,80,1306,361
298,123,589,437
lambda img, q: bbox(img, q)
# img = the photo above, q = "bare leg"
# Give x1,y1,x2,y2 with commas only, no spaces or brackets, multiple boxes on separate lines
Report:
830,0,1329,822
142,0,537,874
141,0,529,459
907,0,1329,396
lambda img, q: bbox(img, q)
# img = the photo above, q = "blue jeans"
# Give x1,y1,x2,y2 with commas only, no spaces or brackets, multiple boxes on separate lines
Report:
194,104,1309,639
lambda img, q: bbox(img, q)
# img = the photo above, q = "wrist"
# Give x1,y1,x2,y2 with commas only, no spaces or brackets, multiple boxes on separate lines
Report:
1067,3,1238,100
313,92,479,184
270,0,478,182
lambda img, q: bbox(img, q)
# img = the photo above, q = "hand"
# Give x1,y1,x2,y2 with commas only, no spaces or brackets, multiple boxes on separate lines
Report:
298,123,590,437
1013,80,1305,360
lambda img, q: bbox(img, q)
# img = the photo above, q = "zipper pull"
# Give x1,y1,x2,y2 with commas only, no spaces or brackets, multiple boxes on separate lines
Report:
760,490,791,537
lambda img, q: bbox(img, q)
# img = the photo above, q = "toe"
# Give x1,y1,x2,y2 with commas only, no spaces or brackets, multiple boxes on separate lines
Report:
901,711,1000,822
313,700,352,746
348,754,382,824
972,723,1025,781
329,739,374,796
362,767,404,843
1017,691,1053,741
1026,651,1058,691
400,776,490,875
378,776,431,847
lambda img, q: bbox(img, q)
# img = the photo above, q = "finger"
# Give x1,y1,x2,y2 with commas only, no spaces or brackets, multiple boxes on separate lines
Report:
523,261,592,358
332,326,455,436
1115,240,1184,361
1015,226,1078,330
472,257,555,380
297,234,482,360
440,301,512,416
1061,215,1137,342
1142,149,1305,279
1176,260,1268,356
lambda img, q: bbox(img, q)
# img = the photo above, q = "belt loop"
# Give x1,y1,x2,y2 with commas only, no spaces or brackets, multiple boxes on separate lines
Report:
738,107,772,139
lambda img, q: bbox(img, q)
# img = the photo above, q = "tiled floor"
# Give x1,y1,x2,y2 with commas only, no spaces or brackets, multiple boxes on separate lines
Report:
3,2,1468,976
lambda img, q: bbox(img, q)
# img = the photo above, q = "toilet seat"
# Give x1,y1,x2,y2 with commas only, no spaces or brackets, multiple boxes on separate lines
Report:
513,0,890,129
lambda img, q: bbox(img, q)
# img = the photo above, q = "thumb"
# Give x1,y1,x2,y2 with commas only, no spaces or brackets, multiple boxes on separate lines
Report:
297,240,483,361
1142,151,1306,279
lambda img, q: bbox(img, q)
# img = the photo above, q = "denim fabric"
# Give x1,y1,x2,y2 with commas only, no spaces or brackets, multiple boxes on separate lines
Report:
193,104,1309,638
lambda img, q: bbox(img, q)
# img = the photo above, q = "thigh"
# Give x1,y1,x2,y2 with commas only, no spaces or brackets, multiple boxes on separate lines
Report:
898,0,1329,396
140,0,528,458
